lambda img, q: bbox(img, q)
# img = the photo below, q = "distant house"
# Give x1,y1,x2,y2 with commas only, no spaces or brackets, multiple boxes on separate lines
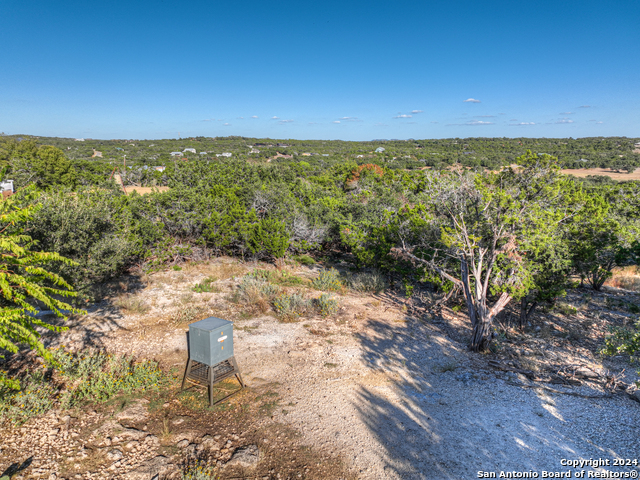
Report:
375,147,385,153
170,152,182,156
92,149,103,158
154,166,166,172
277,143,290,147
249,148,260,154
216,152,232,157
75,138,85,142
356,155,364,158
1,180,14,198
301,153,311,156
322,154,329,157
199,152,208,155
183,148,196,153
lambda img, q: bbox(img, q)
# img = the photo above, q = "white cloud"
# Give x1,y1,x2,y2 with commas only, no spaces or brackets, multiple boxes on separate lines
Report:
223,123,231,126
510,122,536,126
237,116,244,119
339,116,359,121
251,115,258,119
279,119,293,124
202,118,214,122
271,116,279,120
393,114,412,118
555,119,574,124
411,110,424,114
463,98,481,103
596,121,603,124
560,112,574,115
446,120,494,126
578,105,591,108
332,121,341,124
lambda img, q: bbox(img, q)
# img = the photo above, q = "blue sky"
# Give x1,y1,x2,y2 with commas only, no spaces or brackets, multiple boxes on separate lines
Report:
1,0,638,140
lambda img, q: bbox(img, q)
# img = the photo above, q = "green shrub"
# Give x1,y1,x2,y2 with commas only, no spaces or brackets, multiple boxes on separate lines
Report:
232,275,281,314
312,268,343,292
347,270,386,293
273,293,310,321
0,350,165,425
0,370,56,425
293,254,316,266
313,293,339,316
248,218,290,259
182,461,219,480
193,277,218,293
53,349,164,407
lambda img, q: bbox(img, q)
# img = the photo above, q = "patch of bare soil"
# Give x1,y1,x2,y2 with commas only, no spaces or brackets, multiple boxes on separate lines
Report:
561,167,640,180
2,258,640,479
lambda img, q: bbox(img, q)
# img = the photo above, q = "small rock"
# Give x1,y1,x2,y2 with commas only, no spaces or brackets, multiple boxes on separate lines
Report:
115,401,149,427
106,449,123,461
201,435,221,451
226,445,260,468
176,439,189,449
125,455,173,480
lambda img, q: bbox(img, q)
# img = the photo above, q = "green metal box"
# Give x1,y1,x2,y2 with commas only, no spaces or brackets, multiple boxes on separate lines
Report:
188,317,234,366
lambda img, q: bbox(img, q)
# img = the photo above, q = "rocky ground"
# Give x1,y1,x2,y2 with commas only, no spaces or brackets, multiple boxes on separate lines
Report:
1,257,639,479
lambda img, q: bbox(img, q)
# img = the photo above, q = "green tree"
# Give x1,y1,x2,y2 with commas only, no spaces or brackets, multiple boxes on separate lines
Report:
0,189,84,389
8,143,77,189
396,152,575,351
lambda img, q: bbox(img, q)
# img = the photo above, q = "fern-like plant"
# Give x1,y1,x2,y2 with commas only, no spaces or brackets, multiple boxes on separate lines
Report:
0,187,85,389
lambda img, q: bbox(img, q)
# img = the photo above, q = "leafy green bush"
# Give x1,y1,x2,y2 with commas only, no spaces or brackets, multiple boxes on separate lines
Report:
182,461,219,480
0,370,56,425
0,350,164,424
346,270,386,293
313,293,339,316
601,320,640,361
601,320,640,386
294,254,316,265
273,293,310,321
193,277,218,293
52,349,164,407
25,188,136,300
249,218,290,259
312,268,343,292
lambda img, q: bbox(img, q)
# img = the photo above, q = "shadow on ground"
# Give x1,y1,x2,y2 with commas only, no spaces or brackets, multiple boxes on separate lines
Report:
353,316,640,479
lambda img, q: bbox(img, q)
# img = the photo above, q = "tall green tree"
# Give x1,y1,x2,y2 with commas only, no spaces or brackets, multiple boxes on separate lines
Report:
5,141,77,189
396,152,576,351
0,188,83,389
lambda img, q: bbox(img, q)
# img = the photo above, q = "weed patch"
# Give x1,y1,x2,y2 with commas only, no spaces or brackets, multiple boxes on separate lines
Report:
114,294,150,315
312,268,343,292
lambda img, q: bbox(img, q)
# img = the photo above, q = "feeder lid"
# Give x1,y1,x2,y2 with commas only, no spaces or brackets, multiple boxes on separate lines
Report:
190,316,233,331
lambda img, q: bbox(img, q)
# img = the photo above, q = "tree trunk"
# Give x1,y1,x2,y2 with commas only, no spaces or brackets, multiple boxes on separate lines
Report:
470,315,492,351
519,298,538,329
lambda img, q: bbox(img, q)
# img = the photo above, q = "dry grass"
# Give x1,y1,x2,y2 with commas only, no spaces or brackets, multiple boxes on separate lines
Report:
113,294,151,315
605,266,640,292
560,168,640,180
